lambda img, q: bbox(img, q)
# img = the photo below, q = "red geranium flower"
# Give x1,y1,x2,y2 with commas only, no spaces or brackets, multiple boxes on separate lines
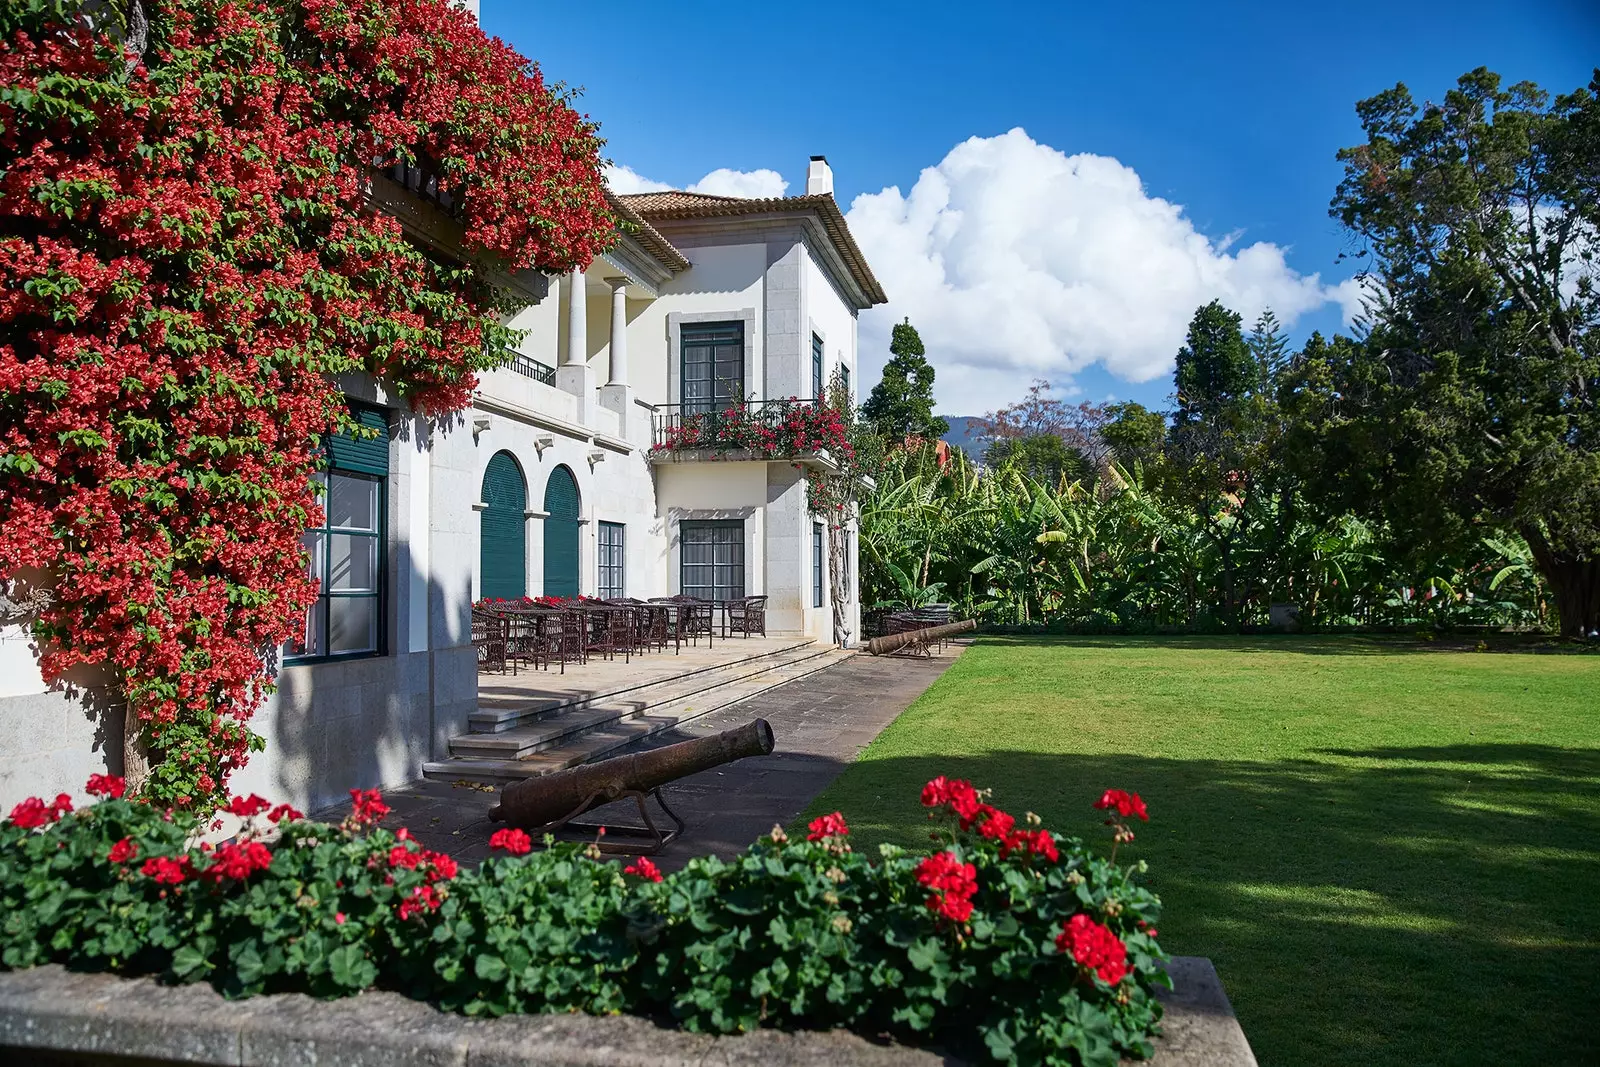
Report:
349,789,390,825
1055,913,1129,985
806,811,849,841
623,857,664,882
1093,789,1149,822
920,776,983,827
915,850,979,923
489,828,532,855
226,793,271,817
85,774,127,799
141,855,194,885
396,884,441,921
8,797,52,830
203,840,274,882
107,837,139,864
267,803,303,824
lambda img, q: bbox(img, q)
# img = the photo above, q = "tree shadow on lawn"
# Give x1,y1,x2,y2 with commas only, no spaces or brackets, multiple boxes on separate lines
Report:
817,743,1600,1067
970,633,1598,656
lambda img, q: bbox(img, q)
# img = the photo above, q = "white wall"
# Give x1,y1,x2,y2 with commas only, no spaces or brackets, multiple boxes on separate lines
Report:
802,242,860,402
630,243,767,407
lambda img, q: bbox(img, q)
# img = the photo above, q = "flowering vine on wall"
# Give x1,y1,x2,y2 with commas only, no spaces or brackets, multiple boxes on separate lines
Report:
0,0,615,809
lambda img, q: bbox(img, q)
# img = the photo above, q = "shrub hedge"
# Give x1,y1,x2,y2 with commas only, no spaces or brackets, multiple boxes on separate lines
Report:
0,776,1167,1067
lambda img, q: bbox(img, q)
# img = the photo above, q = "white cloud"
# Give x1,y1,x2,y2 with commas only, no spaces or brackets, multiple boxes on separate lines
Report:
603,164,672,195
689,168,788,199
845,128,1352,414
603,164,788,199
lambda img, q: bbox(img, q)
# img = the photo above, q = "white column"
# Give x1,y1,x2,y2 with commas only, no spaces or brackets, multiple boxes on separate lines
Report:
564,267,587,367
608,281,628,386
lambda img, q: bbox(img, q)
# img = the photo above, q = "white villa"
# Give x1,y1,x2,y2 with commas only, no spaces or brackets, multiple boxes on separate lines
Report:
0,154,887,813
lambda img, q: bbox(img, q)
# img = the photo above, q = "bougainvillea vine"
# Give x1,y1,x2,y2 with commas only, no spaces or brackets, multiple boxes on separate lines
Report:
0,0,615,809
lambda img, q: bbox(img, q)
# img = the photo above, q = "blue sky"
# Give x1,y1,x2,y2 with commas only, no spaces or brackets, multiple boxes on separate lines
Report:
482,1,1599,416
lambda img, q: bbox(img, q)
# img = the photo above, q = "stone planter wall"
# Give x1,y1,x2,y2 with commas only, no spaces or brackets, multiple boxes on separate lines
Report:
0,957,1255,1066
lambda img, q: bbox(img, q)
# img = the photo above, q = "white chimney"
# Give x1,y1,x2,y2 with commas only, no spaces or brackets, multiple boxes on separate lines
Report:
806,155,834,197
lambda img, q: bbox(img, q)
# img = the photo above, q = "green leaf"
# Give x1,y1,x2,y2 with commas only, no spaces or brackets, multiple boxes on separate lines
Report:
328,944,375,989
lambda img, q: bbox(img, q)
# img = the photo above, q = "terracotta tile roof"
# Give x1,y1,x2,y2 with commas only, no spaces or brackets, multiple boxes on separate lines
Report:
616,191,887,306
605,192,689,273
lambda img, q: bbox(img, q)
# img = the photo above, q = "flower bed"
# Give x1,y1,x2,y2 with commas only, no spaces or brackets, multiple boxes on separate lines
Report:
473,595,603,610
652,400,854,460
0,776,1167,1067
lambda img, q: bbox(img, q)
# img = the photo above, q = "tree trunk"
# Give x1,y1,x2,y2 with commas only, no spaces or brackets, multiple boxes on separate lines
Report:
827,519,853,647
122,702,151,795
1522,526,1600,637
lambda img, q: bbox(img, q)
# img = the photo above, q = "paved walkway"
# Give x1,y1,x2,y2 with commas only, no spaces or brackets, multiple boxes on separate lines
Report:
314,645,962,869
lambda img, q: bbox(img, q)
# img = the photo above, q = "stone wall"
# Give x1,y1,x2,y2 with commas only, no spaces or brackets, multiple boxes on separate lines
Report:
0,957,1257,1066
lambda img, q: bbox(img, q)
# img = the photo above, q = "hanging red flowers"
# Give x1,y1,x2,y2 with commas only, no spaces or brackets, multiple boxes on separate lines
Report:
0,0,614,812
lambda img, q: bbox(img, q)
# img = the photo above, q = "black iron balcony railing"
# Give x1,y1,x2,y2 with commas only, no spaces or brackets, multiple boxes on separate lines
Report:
388,157,461,218
508,353,557,385
651,398,852,459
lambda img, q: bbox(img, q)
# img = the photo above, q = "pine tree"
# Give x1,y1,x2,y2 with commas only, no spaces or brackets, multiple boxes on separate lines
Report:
862,318,949,439
1246,309,1291,386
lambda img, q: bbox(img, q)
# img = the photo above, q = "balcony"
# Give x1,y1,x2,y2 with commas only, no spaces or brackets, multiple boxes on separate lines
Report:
649,398,850,470
506,352,557,386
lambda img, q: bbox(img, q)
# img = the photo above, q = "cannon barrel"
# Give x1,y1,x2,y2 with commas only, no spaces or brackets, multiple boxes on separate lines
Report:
488,718,775,828
865,618,976,656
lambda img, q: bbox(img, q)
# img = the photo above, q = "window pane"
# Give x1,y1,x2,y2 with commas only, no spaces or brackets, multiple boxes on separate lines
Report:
328,596,378,654
813,525,824,608
302,531,325,584
328,533,378,592
328,474,379,531
598,521,625,599
286,601,324,660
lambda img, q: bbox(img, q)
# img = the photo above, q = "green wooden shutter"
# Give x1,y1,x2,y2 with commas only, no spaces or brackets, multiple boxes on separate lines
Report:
479,451,527,601
543,465,581,599
328,404,390,476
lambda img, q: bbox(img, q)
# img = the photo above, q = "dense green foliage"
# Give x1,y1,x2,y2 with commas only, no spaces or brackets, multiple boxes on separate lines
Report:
861,439,1548,631
1309,68,1600,635
1,779,1169,1067
802,635,1600,1067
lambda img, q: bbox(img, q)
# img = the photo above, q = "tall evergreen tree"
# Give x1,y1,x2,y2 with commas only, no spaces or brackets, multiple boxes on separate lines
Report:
862,318,949,439
1174,300,1257,421
1246,309,1291,385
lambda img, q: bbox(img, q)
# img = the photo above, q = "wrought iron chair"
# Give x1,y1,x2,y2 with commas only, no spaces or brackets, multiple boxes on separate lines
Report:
667,594,714,646
725,595,768,638
471,609,510,674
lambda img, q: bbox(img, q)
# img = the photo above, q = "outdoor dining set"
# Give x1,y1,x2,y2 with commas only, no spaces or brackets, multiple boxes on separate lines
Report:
471,595,768,675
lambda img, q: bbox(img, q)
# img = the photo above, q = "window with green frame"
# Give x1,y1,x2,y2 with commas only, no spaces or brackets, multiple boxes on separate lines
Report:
812,523,824,608
811,333,824,400
681,321,744,416
839,363,851,404
681,520,745,602
286,404,387,663
598,521,625,599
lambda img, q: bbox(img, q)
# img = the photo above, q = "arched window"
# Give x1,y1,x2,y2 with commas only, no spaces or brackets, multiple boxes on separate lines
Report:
479,451,527,600
543,465,581,598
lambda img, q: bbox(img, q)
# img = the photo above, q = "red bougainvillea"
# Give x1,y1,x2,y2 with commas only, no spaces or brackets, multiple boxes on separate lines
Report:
0,0,614,810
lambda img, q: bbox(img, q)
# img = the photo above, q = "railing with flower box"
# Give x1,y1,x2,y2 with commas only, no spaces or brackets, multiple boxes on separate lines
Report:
649,398,852,467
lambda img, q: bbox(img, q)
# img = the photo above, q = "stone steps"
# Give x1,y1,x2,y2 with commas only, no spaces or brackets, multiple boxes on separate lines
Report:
468,637,817,734
422,644,851,787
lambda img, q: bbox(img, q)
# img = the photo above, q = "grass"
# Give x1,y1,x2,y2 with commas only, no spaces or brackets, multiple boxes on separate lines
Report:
801,636,1600,1066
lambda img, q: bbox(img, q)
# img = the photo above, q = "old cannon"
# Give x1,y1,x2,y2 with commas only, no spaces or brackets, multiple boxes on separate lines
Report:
487,718,775,854
866,618,976,657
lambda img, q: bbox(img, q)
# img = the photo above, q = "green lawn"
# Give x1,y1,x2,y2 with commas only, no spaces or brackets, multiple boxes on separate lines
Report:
802,636,1600,1066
